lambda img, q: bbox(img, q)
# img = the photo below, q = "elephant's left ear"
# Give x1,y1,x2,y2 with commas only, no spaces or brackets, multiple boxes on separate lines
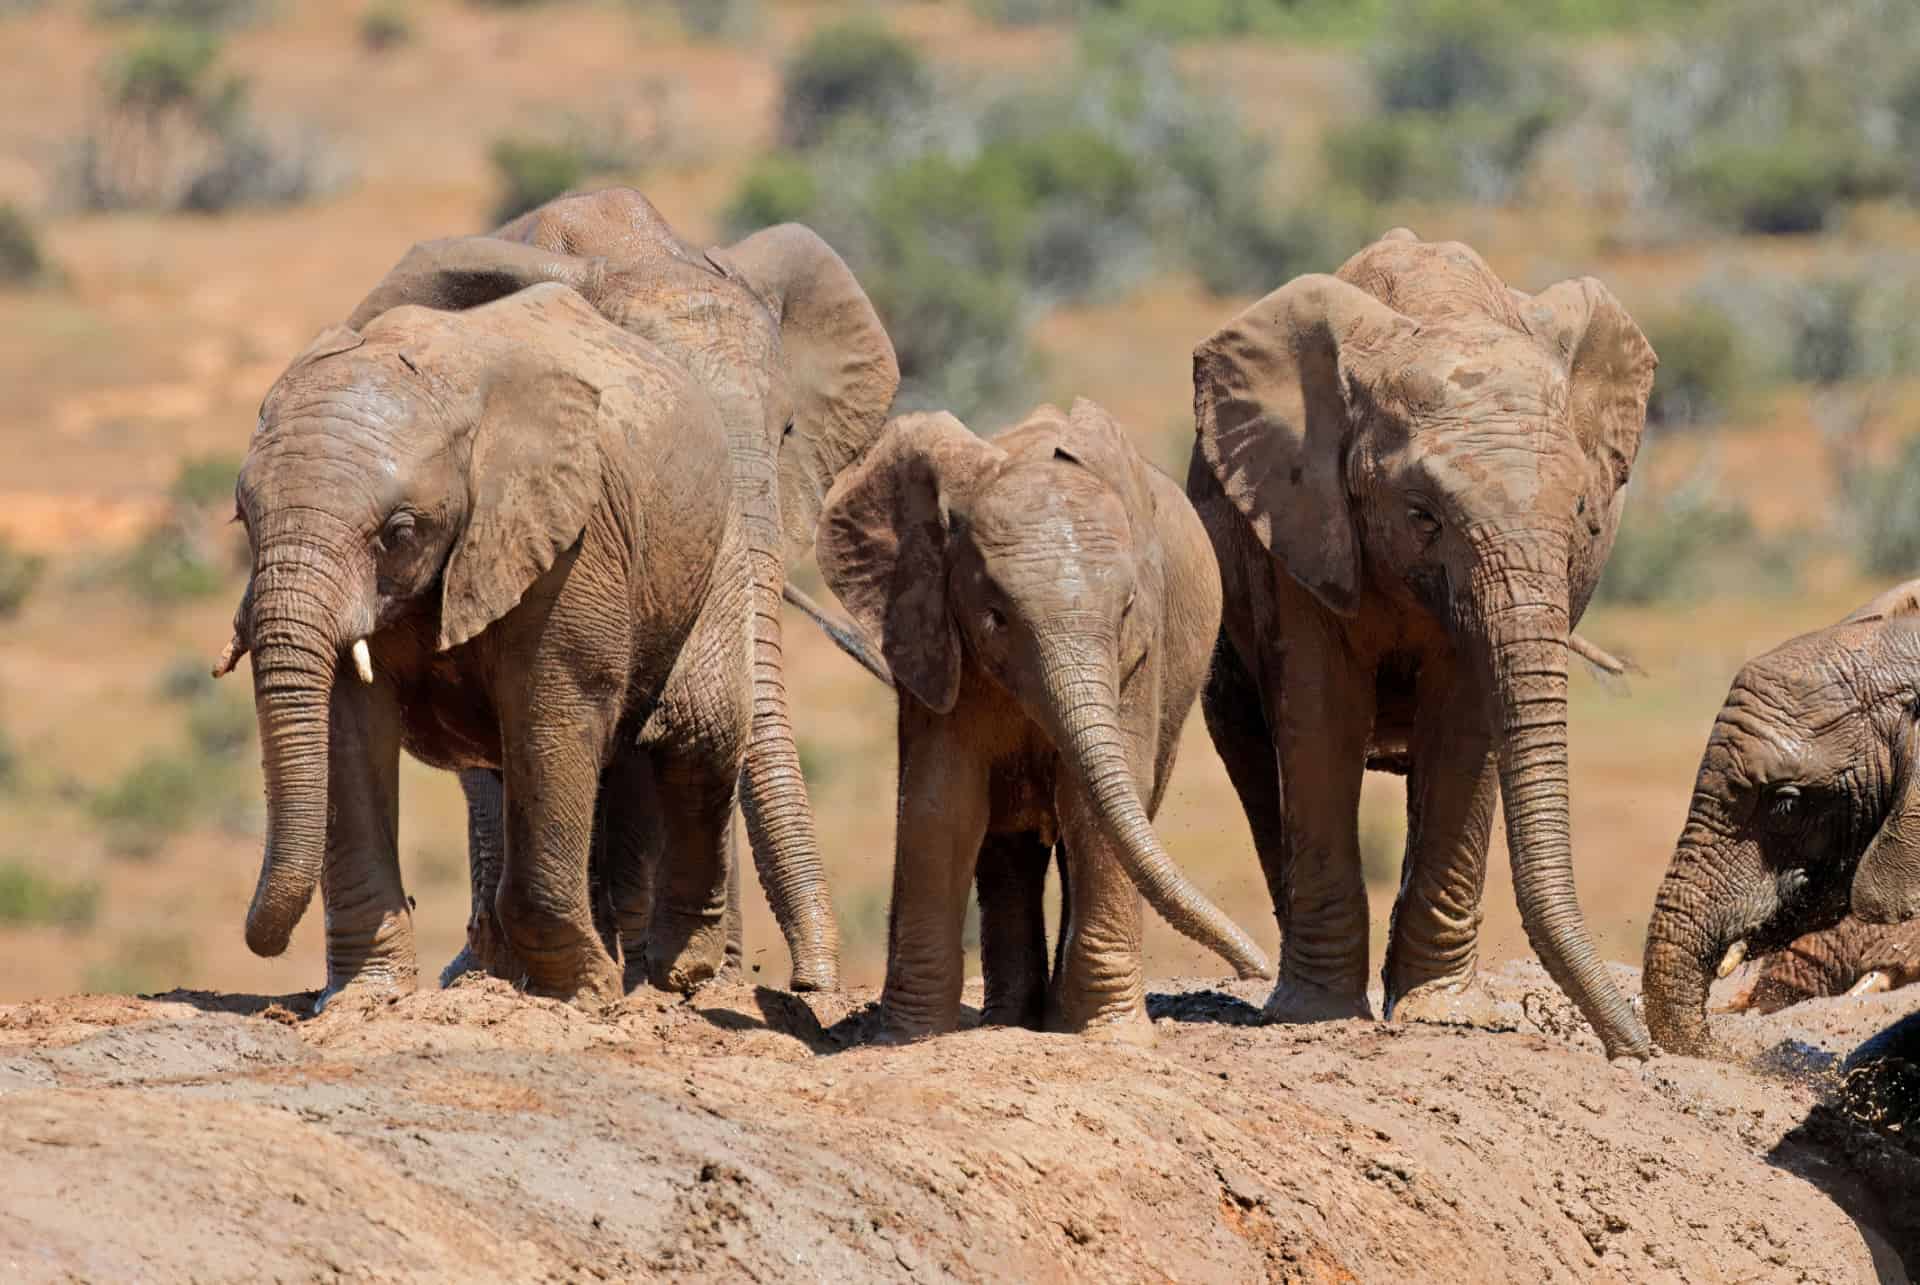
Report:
1515,277,1656,493
706,224,901,563
439,361,607,652
1856,708,1920,924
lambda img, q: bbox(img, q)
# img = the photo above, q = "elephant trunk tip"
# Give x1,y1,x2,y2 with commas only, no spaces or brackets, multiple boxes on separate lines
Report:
244,905,297,959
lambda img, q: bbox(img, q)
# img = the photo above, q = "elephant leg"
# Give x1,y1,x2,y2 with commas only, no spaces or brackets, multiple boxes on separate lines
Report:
598,751,663,995
1049,784,1151,1043
440,768,520,988
645,740,738,995
976,830,1051,1029
1383,661,1498,1022
1268,633,1376,1022
495,702,621,1005
722,840,745,982
1201,637,1288,930
880,713,989,1042
317,671,415,1007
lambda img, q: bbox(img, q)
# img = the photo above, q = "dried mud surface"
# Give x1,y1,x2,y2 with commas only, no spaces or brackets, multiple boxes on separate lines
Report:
0,963,1915,1283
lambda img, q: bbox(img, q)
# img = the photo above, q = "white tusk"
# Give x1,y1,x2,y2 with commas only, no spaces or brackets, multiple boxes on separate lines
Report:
1715,940,1748,979
351,638,374,685
1847,970,1892,997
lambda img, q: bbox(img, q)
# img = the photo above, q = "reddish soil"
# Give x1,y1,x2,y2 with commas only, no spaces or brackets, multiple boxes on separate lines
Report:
0,964,1913,1283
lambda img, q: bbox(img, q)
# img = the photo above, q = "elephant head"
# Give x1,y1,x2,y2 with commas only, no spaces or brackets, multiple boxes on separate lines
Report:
1643,580,1920,1055
230,284,631,957
1194,231,1657,1058
340,189,900,990
817,403,1270,981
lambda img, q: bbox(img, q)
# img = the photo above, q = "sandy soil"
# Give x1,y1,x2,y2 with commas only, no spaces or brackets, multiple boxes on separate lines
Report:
0,964,1914,1283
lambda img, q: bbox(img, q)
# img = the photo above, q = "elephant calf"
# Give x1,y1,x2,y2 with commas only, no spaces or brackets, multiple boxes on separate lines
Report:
221,284,752,1007
816,400,1270,1043
1645,579,1920,1055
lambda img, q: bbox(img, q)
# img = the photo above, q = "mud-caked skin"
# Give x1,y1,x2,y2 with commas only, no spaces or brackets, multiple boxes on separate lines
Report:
1188,228,1658,1059
226,285,752,1009
1645,579,1920,1056
817,400,1271,1043
1726,917,1920,1014
342,188,900,995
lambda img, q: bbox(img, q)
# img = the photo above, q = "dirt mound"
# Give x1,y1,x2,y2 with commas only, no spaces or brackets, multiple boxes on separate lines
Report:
0,964,1914,1283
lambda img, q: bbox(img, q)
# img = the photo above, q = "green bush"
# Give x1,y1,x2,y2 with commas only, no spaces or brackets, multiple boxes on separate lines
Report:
675,0,756,40
359,0,413,51
1644,304,1742,428
0,536,44,619
778,19,928,150
1595,466,1777,605
488,137,585,226
121,526,224,604
0,204,46,287
85,931,194,995
91,0,262,27
1679,135,1887,237
722,155,819,234
1840,434,1920,578
170,451,241,510
0,725,18,794
0,861,100,931
1372,1,1524,116
91,752,207,857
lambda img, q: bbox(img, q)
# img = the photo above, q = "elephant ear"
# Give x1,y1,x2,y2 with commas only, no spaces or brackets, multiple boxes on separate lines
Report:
706,224,901,563
346,237,607,331
1026,398,1151,521
258,326,365,427
1854,708,1920,924
1193,274,1417,617
1844,579,1920,624
1513,277,1657,494
816,412,1000,713
439,349,608,653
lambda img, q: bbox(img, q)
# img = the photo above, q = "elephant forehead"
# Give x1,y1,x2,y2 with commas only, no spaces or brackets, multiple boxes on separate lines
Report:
1395,334,1569,420
970,467,1129,562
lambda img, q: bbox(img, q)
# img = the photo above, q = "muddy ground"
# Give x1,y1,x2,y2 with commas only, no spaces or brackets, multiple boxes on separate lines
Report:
0,963,1914,1283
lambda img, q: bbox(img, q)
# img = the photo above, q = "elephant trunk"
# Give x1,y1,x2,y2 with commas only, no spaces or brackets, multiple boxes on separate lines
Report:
1478,541,1651,1059
738,529,841,991
1036,636,1271,981
1643,823,1768,1056
242,559,342,958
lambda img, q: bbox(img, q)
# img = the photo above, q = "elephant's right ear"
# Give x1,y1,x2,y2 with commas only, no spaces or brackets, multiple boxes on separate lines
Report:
1193,274,1416,617
1855,710,1920,924
346,237,607,331
1844,579,1920,625
817,412,1001,713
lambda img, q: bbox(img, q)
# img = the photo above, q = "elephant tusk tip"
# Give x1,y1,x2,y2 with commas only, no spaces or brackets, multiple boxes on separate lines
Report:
212,634,244,678
1715,940,1749,979
351,638,374,685
1847,970,1893,997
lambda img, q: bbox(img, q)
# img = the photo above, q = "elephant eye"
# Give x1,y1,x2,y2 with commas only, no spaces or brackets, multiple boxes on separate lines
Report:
1769,784,1801,818
1407,506,1441,541
379,511,417,551
982,607,1005,633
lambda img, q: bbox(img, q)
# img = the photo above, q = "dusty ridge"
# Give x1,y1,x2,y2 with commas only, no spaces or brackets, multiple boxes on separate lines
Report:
0,964,1913,1283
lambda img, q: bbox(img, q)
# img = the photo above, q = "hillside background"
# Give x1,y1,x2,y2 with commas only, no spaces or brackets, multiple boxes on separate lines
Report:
1,0,1917,1001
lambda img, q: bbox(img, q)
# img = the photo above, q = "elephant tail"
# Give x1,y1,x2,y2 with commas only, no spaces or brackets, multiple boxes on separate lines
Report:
782,582,893,686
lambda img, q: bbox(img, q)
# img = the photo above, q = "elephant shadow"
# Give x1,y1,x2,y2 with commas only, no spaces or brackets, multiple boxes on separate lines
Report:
1145,988,1265,1027
1763,1011,1920,1273
143,988,318,1020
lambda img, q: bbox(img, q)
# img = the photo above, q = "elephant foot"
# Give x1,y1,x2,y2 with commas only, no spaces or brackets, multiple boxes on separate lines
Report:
314,968,416,1016
1387,977,1508,1031
438,946,484,989
647,912,730,995
526,957,623,1010
1049,1002,1156,1046
1263,976,1373,1024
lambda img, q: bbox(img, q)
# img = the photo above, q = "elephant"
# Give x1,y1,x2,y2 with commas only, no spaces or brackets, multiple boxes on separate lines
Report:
221,283,754,1006
1719,917,1920,1015
304,187,899,994
1188,227,1658,1059
814,399,1271,1043
1643,578,1920,1055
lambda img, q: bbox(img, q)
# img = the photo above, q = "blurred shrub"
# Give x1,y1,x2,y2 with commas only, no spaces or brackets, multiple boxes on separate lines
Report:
0,726,17,794
1643,303,1742,428
489,137,584,226
1596,462,1789,605
1787,273,1920,386
0,861,100,931
171,450,241,509
121,526,224,604
778,19,929,151
723,155,817,232
85,931,194,995
68,26,341,213
155,654,216,703
186,692,253,759
1325,3,1566,205
119,453,243,605
1625,0,1920,235
359,0,413,51
91,0,262,26
675,0,757,40
0,537,45,619
0,203,48,287
1834,432,1920,578
91,751,206,857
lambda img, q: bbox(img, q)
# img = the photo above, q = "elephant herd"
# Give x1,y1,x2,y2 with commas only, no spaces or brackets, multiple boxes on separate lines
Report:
213,186,1920,1062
